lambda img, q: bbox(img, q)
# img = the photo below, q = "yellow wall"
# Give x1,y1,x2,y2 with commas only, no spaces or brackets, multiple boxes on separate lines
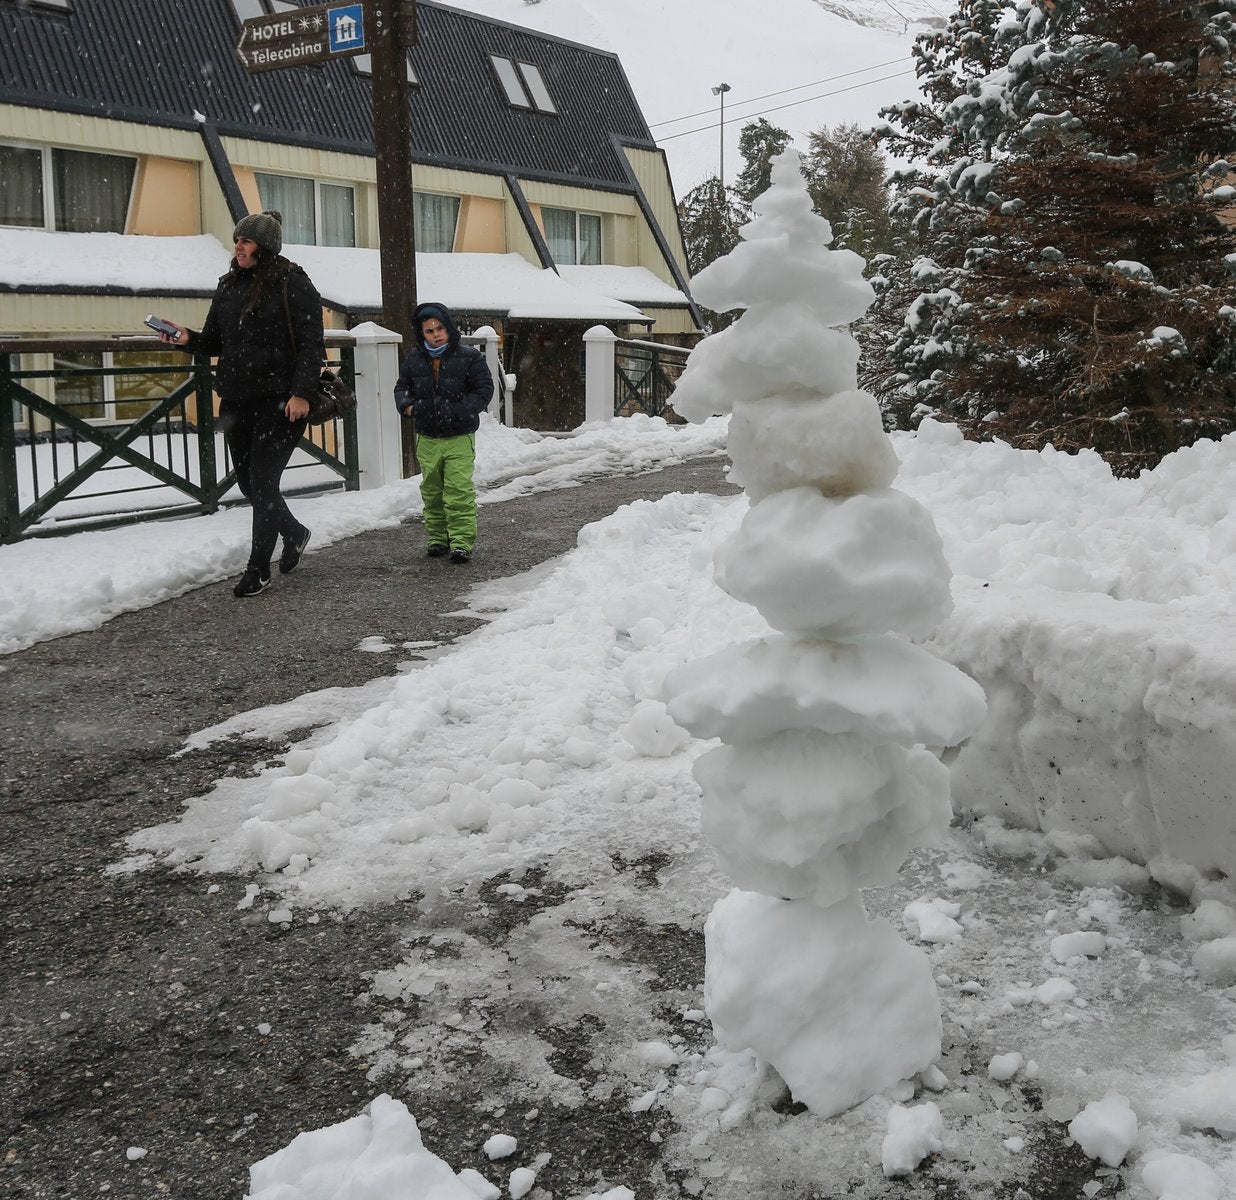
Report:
622,146,692,282
0,293,213,336
130,158,200,236
456,195,505,253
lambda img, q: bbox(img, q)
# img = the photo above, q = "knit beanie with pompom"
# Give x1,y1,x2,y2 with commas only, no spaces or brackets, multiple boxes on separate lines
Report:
233,209,283,256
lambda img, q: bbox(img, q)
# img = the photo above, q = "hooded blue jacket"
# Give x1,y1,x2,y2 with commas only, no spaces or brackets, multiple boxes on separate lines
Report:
393,302,495,438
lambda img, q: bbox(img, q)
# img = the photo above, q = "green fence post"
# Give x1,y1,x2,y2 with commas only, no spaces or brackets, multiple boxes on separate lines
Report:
0,355,21,544
194,357,219,513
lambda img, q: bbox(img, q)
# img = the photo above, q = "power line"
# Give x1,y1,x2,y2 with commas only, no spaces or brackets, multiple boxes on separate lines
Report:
648,57,912,130
655,68,916,143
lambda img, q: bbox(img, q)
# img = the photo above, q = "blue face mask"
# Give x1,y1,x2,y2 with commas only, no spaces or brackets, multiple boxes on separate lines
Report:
424,340,449,357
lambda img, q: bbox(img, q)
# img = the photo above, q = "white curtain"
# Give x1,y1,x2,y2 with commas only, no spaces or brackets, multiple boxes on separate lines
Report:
543,207,576,265
320,183,356,247
255,173,315,245
415,194,460,253
0,145,43,227
53,149,134,234
578,213,602,265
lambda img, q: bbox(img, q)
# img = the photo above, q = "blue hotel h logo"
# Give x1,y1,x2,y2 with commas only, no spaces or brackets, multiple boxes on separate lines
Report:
328,4,364,52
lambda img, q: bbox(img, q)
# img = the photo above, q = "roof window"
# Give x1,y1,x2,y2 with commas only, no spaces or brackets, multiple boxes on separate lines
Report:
489,55,556,114
350,52,417,84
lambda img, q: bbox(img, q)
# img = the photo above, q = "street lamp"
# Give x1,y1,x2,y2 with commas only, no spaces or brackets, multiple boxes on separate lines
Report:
711,82,731,187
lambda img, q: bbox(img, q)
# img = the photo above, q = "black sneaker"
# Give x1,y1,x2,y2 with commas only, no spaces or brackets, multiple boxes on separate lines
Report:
426,544,449,558
449,547,471,564
279,526,311,574
233,567,271,597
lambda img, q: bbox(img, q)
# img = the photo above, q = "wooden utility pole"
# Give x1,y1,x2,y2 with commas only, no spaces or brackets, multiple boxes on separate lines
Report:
365,0,419,474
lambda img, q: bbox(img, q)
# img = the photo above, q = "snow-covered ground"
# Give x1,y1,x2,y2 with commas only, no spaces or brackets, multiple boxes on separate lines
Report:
6,411,1236,1198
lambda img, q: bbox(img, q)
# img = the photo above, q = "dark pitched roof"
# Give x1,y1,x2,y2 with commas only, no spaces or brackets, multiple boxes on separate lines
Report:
0,0,657,191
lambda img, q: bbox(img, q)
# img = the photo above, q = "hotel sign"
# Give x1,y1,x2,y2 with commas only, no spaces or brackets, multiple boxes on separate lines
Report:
235,3,366,74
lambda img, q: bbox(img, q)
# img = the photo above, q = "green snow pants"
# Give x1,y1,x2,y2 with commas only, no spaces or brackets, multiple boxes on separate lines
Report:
417,432,477,551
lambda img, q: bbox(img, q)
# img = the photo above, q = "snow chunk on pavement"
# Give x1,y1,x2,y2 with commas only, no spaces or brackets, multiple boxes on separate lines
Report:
1067,1091,1138,1167
881,1101,943,1177
245,1094,477,1199
1050,931,1107,962
483,1134,517,1161
1141,1151,1222,1200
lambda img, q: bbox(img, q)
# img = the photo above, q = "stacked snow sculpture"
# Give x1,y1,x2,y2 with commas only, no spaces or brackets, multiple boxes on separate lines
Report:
664,150,986,1118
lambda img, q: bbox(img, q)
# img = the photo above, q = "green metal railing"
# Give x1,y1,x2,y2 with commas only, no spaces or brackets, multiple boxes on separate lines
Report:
613,337,690,419
0,334,358,543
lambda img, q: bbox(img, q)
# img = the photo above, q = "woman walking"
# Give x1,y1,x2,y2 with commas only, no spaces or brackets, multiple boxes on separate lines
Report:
158,210,320,596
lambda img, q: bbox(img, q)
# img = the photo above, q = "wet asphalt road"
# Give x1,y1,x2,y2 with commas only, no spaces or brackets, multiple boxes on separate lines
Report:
0,457,736,1200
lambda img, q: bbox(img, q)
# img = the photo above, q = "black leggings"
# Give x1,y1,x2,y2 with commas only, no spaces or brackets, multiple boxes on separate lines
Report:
221,399,306,571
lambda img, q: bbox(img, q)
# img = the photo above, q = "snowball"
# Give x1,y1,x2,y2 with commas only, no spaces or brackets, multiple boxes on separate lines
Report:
618,699,690,758
1192,936,1236,985
1141,1152,1223,1199
1155,1063,1236,1134
705,890,941,1118
881,1102,943,1177
508,1167,536,1199
1067,1092,1138,1167
1050,931,1107,962
635,1040,680,1068
1182,899,1236,942
726,390,898,501
1035,977,1078,1005
665,634,987,749
987,1052,1024,1081
695,733,951,906
672,313,861,422
714,487,954,639
483,1134,517,1161
692,151,874,326
903,897,963,943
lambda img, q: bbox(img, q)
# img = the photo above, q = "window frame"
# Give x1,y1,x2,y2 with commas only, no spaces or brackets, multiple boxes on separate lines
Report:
0,141,137,234
253,171,357,248
489,54,557,114
51,348,185,426
542,207,603,266
414,192,461,253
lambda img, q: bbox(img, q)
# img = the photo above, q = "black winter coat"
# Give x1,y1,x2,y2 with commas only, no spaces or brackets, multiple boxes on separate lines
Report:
188,258,324,407
394,340,495,438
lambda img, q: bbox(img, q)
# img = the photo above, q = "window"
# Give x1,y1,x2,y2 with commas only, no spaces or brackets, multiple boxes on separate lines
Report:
230,0,299,18
489,55,556,114
0,144,135,233
255,173,356,247
350,53,417,84
414,193,460,253
52,350,184,423
543,208,601,265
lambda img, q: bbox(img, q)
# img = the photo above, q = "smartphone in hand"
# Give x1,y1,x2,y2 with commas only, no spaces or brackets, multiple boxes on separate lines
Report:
144,314,181,338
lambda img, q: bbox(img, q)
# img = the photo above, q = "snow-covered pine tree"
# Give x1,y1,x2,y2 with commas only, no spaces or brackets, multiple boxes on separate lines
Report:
801,123,895,258
677,176,747,331
732,119,794,208
866,0,1024,426
945,0,1236,473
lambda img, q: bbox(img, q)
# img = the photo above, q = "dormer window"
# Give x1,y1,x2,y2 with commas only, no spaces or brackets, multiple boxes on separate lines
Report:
489,55,556,114
350,52,417,84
